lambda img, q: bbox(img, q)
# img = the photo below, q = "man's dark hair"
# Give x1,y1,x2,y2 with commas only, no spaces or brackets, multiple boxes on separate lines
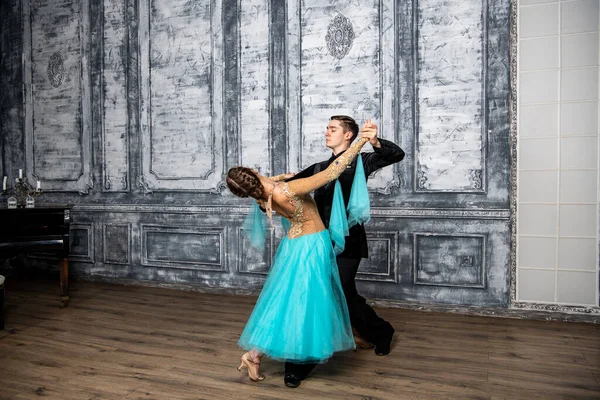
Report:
330,115,359,142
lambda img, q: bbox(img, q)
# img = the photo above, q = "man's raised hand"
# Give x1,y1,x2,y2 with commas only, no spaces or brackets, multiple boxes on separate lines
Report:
360,119,381,148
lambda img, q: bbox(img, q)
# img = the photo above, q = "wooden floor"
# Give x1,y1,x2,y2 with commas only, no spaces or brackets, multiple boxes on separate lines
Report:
0,280,599,400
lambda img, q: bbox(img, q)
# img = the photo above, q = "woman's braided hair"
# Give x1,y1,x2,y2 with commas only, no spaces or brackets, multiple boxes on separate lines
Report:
226,167,264,199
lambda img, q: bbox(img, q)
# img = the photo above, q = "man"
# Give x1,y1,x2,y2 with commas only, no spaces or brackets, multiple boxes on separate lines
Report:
283,115,405,388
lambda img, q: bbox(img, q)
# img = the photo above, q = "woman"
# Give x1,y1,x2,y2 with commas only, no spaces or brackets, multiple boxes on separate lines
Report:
226,130,371,382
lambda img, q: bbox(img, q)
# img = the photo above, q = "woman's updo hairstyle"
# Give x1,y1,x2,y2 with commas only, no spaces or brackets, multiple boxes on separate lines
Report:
226,167,264,199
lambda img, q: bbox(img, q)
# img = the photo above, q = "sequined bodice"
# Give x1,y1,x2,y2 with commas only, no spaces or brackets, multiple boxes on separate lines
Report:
279,184,322,239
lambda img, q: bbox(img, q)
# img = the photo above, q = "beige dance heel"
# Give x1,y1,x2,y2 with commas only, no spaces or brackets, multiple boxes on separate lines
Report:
237,352,265,382
353,327,374,350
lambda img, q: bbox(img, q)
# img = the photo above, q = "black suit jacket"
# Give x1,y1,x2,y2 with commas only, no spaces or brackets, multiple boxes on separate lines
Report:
288,138,405,258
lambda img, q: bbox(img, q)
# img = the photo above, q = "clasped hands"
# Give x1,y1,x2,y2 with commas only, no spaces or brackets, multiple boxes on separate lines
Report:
360,119,380,148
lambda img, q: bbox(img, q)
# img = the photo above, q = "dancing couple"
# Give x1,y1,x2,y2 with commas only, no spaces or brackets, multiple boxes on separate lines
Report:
226,115,405,388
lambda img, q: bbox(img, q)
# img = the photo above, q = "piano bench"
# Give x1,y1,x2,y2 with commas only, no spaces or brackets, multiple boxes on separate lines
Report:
0,275,4,331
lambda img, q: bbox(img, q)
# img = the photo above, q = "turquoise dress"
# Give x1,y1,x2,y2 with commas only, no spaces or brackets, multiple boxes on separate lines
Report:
238,139,371,364
238,227,354,363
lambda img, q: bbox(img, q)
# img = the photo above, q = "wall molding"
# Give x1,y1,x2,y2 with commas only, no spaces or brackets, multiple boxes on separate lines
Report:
512,301,600,315
72,204,510,219
508,0,518,307
371,208,509,219
369,298,600,323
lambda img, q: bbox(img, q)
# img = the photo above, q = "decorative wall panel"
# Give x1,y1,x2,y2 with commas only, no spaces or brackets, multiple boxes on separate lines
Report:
237,227,274,275
23,0,93,193
141,224,225,271
239,0,271,174
414,0,487,192
69,223,95,263
103,223,131,264
357,231,398,283
102,0,129,191
139,0,224,191
413,233,486,288
0,0,23,178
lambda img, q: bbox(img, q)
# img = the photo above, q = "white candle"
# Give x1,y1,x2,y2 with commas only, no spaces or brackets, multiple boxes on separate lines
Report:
37,180,41,190
18,169,23,179
2,176,6,191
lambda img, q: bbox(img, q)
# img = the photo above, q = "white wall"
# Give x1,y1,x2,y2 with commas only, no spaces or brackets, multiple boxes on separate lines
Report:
517,0,600,306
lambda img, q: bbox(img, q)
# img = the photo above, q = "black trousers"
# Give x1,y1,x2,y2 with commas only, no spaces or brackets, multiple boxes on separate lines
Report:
336,257,394,345
0,279,4,331
285,256,394,378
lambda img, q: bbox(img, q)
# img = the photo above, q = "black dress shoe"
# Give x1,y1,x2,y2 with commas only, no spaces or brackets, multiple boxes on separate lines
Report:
374,341,391,356
374,330,394,356
284,372,302,388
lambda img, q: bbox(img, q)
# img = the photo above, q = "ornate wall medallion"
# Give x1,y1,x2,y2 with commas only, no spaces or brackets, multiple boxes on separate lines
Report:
325,14,355,60
47,52,65,88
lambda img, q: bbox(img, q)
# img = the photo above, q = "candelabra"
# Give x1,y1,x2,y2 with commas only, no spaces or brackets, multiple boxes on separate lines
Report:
1,176,42,208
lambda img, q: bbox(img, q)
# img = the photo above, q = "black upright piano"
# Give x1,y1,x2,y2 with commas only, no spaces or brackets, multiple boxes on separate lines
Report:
0,205,72,309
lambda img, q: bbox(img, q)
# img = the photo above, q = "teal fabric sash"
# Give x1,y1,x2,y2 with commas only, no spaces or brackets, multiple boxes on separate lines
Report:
241,202,266,249
328,180,349,255
281,216,291,234
347,156,370,228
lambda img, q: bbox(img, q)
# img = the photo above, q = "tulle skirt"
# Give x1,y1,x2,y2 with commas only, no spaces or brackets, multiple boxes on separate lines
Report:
238,230,355,363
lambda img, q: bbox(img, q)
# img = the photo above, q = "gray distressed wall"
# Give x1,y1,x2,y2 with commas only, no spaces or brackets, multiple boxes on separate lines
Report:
0,0,511,306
